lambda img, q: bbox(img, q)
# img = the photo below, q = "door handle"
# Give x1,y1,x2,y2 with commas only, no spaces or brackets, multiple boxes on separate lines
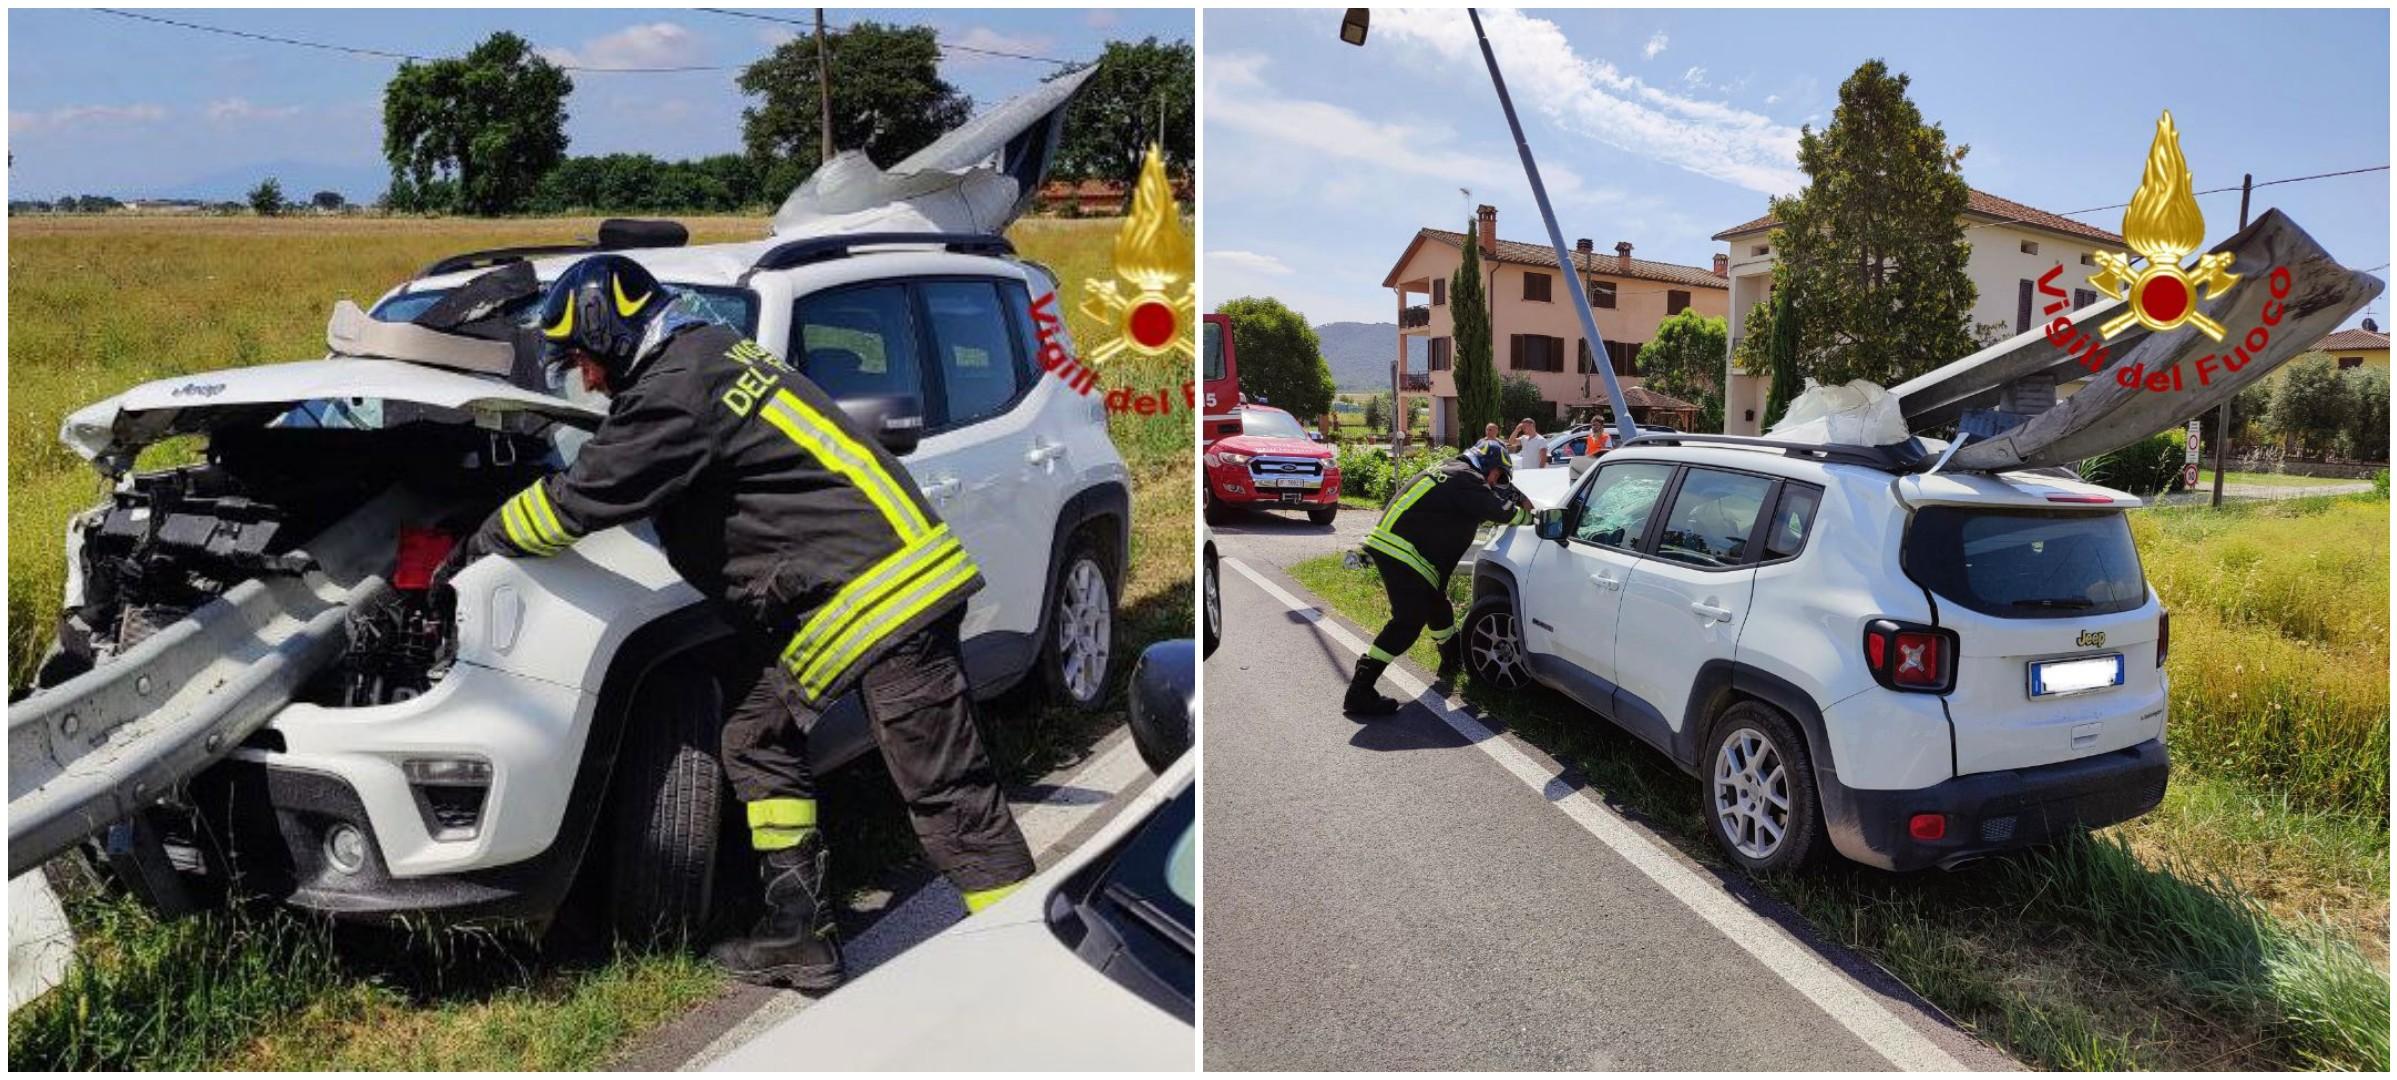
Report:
1690,600,1732,623
925,477,963,501
1589,572,1621,591
1026,439,1065,467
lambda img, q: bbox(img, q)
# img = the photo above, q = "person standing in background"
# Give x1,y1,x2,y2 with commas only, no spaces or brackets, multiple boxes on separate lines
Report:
1510,418,1548,470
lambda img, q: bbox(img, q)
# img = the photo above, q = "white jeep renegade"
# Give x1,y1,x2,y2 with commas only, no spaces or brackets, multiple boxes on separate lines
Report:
1466,433,2169,873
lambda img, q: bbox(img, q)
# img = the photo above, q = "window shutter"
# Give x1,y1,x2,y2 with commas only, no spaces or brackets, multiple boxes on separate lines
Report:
1590,280,1617,309
1509,334,1524,370
2073,288,2096,310
1524,272,1551,302
1432,279,1446,306
1668,290,1691,315
2017,280,2034,334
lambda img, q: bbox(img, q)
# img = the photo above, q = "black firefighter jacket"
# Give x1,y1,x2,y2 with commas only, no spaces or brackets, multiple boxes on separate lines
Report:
469,322,982,706
1362,457,1530,589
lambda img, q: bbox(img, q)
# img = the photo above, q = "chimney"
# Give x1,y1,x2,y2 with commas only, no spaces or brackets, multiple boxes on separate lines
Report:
1614,241,1633,273
1476,204,1497,255
1713,253,1729,277
1575,238,1593,272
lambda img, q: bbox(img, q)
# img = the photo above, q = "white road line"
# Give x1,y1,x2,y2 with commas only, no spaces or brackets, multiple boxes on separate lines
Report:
1225,556,1967,1073
678,733,1150,1070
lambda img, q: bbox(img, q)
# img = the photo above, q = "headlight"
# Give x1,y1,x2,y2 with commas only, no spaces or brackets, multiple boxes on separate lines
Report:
1217,450,1253,466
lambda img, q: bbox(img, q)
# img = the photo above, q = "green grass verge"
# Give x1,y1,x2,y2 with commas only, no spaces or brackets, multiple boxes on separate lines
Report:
1286,517,2388,1070
2195,469,2370,489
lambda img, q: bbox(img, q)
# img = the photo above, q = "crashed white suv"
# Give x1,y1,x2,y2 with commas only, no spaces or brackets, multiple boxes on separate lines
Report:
1465,434,2169,873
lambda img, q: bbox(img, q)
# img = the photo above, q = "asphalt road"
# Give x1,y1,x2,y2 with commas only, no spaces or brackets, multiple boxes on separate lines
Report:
1202,527,2011,1072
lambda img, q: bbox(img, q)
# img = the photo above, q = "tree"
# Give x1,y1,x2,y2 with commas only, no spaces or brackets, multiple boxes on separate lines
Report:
1363,392,1388,432
247,177,285,216
1217,296,1336,420
1499,375,1548,429
1450,227,1500,448
310,190,345,212
2342,366,2389,461
1047,37,1194,190
383,32,572,215
1763,284,1806,430
739,21,969,198
2269,354,2350,456
1768,60,1978,388
1637,310,1730,433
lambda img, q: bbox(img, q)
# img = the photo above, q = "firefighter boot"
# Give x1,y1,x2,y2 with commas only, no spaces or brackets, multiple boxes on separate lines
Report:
1343,656,1402,716
1435,630,1464,682
708,833,843,992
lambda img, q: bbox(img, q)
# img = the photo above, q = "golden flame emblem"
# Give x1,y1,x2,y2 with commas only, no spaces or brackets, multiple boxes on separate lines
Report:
2089,111,2239,341
1080,144,1195,365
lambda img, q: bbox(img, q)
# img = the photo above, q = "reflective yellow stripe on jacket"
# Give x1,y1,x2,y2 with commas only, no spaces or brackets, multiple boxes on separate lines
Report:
1363,474,1442,587
500,481,579,556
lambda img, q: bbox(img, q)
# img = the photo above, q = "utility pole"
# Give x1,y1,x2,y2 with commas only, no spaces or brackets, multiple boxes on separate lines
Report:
2211,173,2250,508
815,9,835,166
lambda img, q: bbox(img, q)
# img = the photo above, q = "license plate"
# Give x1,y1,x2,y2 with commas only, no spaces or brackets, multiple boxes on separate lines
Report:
2028,654,2124,697
1265,476,1315,488
1278,491,1303,504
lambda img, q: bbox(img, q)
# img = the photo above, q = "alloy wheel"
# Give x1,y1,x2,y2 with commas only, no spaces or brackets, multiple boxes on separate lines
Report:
1713,727,1792,860
1469,610,1529,689
1056,557,1112,703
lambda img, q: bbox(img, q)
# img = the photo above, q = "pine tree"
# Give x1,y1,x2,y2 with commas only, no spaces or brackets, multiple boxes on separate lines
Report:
1764,284,1805,430
1769,60,1978,388
1449,226,1499,450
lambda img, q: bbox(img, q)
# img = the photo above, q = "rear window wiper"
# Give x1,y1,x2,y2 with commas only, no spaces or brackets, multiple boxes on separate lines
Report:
2010,597,2094,609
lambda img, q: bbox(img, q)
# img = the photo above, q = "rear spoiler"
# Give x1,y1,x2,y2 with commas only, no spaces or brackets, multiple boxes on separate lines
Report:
415,218,690,279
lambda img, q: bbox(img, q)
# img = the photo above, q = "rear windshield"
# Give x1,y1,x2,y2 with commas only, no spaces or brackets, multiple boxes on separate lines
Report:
1904,507,2147,618
370,284,760,336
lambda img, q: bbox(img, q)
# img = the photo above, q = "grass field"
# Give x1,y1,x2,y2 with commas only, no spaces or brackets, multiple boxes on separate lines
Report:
1287,492,2387,1071
2195,468,2371,489
6,214,1193,1070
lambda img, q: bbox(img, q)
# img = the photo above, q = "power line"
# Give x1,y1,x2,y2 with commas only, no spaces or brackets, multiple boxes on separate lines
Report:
696,8,1078,65
1964,164,2390,234
93,8,737,73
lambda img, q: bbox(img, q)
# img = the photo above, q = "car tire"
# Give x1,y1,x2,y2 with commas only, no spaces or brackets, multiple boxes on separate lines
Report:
608,663,729,945
1703,701,1828,875
1461,595,1531,690
1203,492,1228,526
1307,505,1338,526
1040,535,1116,711
1202,545,1222,658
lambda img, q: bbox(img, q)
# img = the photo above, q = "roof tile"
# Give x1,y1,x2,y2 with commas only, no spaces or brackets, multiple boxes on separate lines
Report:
1713,188,2124,245
1419,228,1728,290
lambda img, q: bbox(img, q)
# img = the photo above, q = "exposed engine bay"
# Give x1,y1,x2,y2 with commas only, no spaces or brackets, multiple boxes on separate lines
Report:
36,413,558,707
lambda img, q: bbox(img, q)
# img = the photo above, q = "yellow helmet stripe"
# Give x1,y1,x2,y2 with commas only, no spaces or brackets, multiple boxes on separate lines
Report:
612,275,651,318
542,294,576,340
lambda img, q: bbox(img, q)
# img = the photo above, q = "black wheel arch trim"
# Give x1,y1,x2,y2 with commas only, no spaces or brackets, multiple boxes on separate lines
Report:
1687,658,1863,855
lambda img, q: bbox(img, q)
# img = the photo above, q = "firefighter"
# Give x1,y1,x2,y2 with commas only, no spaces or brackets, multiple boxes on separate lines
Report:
1347,439,1533,715
438,255,1033,992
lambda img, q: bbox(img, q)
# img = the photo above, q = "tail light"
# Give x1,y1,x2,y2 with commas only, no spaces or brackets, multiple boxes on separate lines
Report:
2156,610,2170,668
1863,618,1957,693
1908,813,1947,841
393,527,457,591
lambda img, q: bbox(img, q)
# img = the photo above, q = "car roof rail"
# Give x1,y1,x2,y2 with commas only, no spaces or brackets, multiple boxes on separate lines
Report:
415,218,691,279
1616,431,1932,471
748,232,1015,275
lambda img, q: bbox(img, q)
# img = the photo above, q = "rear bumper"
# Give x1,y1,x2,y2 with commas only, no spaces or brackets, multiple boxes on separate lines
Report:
1826,738,2170,871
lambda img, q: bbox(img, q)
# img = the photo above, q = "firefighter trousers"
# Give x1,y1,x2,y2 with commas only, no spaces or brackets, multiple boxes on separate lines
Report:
1364,549,1458,664
718,607,1034,894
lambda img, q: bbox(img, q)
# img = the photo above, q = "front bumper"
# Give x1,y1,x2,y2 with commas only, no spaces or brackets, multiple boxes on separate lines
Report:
1826,738,2169,871
1207,472,1339,508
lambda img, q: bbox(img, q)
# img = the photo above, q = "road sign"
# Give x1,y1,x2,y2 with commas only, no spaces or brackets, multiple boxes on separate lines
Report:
2183,462,2201,488
2185,418,2203,462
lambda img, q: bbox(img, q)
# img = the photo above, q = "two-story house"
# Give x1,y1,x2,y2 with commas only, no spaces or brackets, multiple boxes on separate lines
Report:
1714,188,2126,435
1382,203,1730,444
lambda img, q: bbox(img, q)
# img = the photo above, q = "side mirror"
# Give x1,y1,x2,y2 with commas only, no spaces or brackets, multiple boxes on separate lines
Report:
1126,639,1195,773
1533,507,1569,542
836,394,926,456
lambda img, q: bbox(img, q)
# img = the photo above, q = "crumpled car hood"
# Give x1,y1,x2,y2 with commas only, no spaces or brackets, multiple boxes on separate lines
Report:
61,357,602,474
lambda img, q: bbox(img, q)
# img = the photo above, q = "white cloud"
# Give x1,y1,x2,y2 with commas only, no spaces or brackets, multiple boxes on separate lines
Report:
1642,31,1668,60
540,22,703,70
205,98,302,122
1372,9,1805,195
1764,93,1780,106
1682,65,1707,85
946,26,1056,64
1209,249,1294,277
9,103,168,135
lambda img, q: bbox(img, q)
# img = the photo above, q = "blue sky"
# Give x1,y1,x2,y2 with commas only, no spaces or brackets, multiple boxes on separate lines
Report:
7,7,1190,201
1205,7,2392,332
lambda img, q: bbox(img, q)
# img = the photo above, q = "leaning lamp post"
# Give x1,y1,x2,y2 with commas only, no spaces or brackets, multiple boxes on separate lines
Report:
1340,8,1640,445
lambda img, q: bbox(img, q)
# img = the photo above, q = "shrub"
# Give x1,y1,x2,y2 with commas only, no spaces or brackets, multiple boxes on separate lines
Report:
2081,431,2182,495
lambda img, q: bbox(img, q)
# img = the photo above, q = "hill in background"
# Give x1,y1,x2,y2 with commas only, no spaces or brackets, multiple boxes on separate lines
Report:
1315,321,1425,392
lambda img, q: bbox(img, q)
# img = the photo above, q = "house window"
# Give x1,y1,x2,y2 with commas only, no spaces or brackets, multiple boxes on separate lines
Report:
1751,244,1770,257
1524,271,1552,303
1509,334,1564,372
2017,279,2034,334
1667,290,1692,316
2073,288,2097,310
1428,336,1452,371
1609,340,1641,377
2339,356,2365,370
1432,278,1446,306
2020,240,2039,256
1589,280,1617,309
2080,253,2096,267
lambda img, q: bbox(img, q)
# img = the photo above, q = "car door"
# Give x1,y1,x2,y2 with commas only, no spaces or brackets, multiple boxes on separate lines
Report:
1612,466,1778,760
787,278,1029,642
1527,460,1675,709
916,276,1050,639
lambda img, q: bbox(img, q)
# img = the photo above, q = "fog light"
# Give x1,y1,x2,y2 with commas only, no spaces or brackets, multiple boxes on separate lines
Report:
1908,813,1947,842
403,758,492,786
325,823,369,874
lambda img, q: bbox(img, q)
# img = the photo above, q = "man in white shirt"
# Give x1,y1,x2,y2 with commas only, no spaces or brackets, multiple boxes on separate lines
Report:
1510,418,1549,470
